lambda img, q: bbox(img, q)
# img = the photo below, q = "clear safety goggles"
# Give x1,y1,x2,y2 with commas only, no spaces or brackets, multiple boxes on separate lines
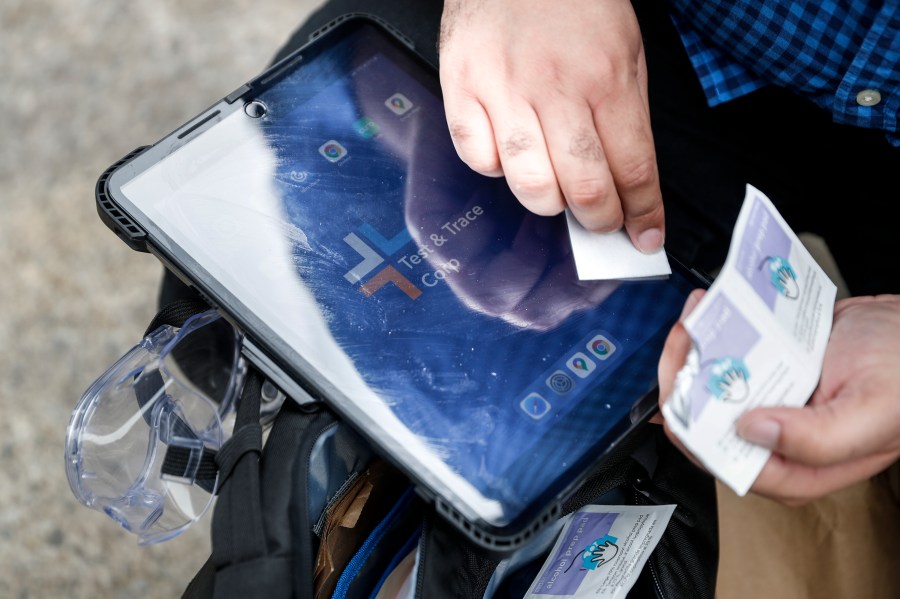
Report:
65,310,246,545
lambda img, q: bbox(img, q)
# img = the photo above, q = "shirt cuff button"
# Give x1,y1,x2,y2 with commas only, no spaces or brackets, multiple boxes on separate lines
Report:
856,89,882,107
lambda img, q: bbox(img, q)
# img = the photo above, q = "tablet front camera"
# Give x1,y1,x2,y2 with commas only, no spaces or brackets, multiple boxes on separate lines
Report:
244,100,267,119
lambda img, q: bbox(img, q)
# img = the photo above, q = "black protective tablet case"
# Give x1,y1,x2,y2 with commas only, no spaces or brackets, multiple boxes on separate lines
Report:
96,16,704,551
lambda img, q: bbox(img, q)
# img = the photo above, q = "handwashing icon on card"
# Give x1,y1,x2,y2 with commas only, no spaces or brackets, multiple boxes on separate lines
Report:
706,357,751,403
565,534,620,573
760,255,799,300
668,351,752,430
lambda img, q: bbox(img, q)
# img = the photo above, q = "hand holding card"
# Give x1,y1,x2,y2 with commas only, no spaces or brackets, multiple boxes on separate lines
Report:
659,185,838,496
736,294,900,504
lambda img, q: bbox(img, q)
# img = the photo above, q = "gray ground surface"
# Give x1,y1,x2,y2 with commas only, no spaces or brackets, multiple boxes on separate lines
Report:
0,1,849,597
0,1,321,596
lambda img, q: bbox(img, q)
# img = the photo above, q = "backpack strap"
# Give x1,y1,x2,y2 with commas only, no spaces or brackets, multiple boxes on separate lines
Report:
183,556,216,599
182,369,296,598
140,296,337,598
200,374,339,598
206,370,287,598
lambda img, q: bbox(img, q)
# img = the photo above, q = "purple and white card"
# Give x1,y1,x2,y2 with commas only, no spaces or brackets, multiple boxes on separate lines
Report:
525,505,675,599
662,185,836,495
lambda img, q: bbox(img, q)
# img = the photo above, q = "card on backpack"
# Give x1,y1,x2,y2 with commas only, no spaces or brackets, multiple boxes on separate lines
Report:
525,504,675,598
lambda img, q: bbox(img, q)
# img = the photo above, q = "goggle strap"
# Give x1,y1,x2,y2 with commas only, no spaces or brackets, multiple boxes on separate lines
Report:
134,371,207,442
157,371,264,496
161,446,219,494
138,366,219,493
157,375,264,496
143,297,213,337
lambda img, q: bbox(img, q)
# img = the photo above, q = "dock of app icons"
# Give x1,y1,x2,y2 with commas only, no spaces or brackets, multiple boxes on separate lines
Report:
517,330,620,421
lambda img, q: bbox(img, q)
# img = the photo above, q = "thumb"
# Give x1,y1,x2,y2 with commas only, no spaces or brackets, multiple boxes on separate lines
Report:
657,288,705,403
736,394,894,468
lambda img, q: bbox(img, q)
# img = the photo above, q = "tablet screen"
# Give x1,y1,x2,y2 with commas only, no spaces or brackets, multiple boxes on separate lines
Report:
115,21,696,531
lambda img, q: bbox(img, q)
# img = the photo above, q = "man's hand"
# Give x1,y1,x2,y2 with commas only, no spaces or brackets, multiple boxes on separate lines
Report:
659,292,900,505
439,0,665,253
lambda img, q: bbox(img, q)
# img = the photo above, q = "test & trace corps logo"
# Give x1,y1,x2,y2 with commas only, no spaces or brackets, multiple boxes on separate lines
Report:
343,208,477,300
343,223,421,300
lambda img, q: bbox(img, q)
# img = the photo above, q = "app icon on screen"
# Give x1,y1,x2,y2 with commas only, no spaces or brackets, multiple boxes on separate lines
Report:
520,393,551,420
289,170,309,183
546,371,574,395
566,352,596,378
587,334,617,360
353,116,380,139
385,93,413,116
318,140,347,162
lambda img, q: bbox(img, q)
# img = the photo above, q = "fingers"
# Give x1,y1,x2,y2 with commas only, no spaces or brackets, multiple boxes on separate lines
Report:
476,88,663,253
438,0,663,253
734,362,900,502
446,75,570,216
657,323,691,404
657,289,705,402
442,89,504,177
749,449,900,505
484,95,567,217
741,294,900,503
539,101,621,232
480,86,663,250
591,78,664,252
439,0,503,178
736,396,900,469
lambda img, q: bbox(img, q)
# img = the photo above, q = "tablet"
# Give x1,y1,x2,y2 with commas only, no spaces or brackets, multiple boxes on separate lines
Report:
98,15,706,550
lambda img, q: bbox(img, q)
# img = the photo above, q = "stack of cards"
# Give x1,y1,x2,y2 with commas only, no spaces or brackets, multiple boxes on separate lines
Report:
662,185,837,494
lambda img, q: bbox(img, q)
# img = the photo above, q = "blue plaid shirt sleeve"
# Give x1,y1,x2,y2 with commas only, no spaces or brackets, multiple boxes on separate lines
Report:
666,0,900,147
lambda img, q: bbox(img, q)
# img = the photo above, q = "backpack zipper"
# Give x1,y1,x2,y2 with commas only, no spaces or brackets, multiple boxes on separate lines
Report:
330,487,415,599
633,486,667,599
413,518,430,599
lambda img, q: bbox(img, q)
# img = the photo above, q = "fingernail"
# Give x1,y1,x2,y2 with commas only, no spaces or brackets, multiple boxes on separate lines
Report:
737,418,780,449
637,228,663,254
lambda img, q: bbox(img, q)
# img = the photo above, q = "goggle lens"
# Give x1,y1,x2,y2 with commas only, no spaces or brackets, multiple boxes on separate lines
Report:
66,311,243,544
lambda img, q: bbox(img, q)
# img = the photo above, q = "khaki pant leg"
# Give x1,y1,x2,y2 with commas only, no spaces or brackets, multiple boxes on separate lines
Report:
716,461,900,599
